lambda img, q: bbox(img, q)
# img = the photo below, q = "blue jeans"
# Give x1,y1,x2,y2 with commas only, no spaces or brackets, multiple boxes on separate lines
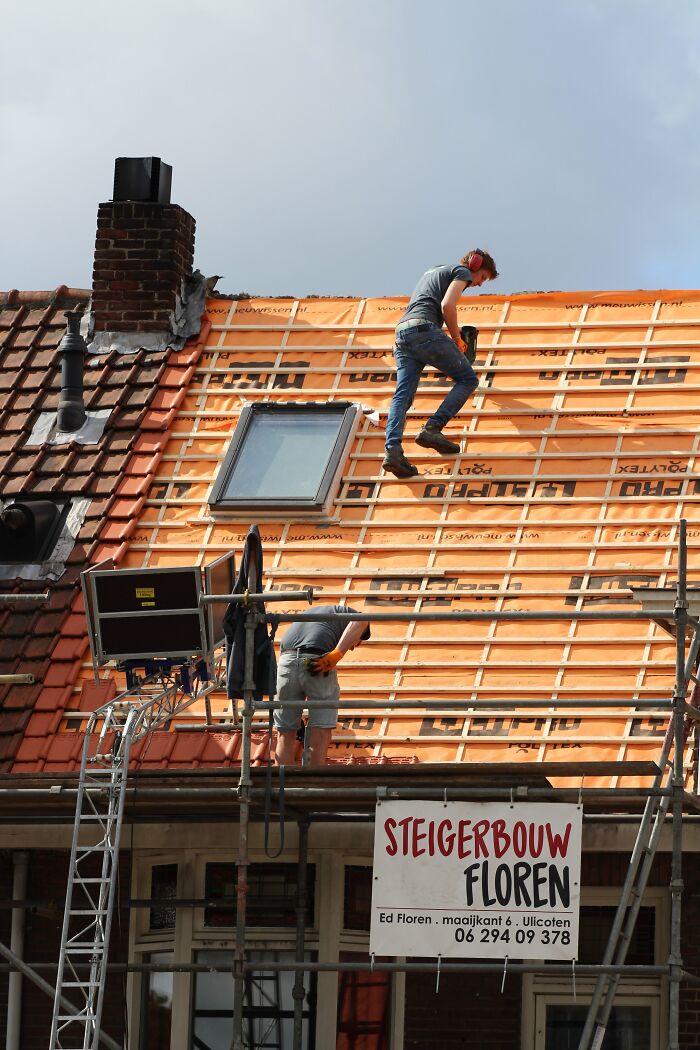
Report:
385,324,478,450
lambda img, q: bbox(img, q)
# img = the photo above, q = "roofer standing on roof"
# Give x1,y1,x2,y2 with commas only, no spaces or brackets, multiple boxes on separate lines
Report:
383,250,498,479
274,605,371,767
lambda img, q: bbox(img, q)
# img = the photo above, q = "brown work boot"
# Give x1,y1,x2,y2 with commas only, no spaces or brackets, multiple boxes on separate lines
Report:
415,425,461,456
382,447,419,478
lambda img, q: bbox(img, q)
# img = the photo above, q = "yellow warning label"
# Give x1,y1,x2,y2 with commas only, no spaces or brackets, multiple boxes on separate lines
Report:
136,588,155,598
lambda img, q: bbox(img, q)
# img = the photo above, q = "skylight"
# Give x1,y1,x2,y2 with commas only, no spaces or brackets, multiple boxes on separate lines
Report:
209,403,359,515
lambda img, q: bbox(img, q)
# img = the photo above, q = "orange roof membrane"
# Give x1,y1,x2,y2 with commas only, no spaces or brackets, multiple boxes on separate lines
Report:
17,289,700,786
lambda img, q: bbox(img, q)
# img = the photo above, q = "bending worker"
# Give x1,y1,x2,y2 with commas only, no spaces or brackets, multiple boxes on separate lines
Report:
274,604,370,766
383,249,498,479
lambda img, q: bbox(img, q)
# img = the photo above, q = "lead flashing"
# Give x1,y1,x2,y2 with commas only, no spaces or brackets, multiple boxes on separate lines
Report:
25,410,112,448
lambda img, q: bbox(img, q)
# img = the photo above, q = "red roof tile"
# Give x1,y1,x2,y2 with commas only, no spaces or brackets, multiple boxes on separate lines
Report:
24,712,61,737
78,680,117,712
50,637,87,662
62,614,87,637
33,684,75,709
109,496,146,520
0,286,209,770
114,475,152,497
14,737,47,764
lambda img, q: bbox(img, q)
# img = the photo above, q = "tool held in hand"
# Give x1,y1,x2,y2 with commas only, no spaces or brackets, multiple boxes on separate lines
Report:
460,324,478,364
305,648,342,676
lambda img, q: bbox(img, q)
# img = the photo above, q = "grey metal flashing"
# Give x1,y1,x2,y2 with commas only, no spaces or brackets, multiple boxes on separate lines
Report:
0,497,91,581
85,269,213,356
172,268,214,343
86,331,173,356
25,410,111,448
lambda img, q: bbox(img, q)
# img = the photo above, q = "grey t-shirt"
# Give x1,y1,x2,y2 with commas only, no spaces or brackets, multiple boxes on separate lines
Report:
280,604,370,654
400,264,474,326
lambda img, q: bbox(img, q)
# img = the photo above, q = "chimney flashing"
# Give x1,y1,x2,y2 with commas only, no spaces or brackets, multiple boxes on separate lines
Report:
0,496,91,581
87,269,211,355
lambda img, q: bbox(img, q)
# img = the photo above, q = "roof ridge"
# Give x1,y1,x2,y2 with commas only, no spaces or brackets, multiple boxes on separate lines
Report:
1,287,90,308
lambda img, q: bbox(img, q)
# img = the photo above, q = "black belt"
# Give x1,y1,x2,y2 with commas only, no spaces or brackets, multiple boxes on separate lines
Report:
281,647,326,657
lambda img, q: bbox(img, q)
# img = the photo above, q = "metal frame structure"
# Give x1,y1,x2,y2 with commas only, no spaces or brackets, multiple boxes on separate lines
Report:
47,659,216,1050
47,585,311,1050
41,522,700,1050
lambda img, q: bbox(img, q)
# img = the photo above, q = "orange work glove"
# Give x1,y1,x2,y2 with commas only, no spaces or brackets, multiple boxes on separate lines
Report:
307,648,342,676
455,337,468,353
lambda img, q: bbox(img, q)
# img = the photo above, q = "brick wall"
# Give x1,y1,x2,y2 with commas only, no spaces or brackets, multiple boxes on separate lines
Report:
404,969,521,1049
0,849,131,1049
92,201,195,333
679,851,700,1046
403,851,700,1050
2,847,700,1047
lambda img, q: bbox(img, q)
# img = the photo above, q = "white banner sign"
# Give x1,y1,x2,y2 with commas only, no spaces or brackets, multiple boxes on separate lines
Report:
370,801,581,960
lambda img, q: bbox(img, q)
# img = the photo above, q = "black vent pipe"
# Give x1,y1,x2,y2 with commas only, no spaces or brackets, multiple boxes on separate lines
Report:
56,311,87,433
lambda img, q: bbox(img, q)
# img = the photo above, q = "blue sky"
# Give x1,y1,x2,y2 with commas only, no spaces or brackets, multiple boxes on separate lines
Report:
2,0,699,296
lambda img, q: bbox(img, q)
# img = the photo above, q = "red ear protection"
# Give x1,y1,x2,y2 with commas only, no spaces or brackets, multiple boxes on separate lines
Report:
467,251,484,272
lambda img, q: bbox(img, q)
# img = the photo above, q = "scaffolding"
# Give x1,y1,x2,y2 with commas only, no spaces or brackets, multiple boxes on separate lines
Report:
35,520,700,1049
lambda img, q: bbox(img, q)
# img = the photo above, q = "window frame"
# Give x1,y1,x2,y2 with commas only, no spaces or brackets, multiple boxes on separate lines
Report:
128,847,403,1050
190,947,318,1050
198,857,317,932
139,949,175,1050
521,886,668,1050
208,402,360,515
0,494,71,564
533,993,660,1050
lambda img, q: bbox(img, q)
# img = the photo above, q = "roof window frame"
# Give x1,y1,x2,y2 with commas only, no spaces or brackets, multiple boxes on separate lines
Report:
0,495,72,565
209,401,360,516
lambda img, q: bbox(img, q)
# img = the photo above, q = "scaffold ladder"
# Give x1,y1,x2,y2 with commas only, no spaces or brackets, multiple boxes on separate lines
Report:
48,662,213,1050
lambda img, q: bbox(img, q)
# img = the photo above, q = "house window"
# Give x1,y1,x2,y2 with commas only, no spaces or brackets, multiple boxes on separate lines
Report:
575,905,655,966
343,866,372,932
131,852,396,1049
527,891,665,1050
209,403,359,514
191,949,316,1049
149,863,178,931
204,862,316,928
140,951,173,1050
537,1000,656,1050
337,951,391,1050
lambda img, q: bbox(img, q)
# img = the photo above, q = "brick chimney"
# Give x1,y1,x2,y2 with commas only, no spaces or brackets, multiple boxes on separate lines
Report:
91,157,196,335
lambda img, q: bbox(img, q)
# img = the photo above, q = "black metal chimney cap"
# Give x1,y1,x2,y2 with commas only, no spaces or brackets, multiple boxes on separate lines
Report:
113,157,172,204
59,310,87,356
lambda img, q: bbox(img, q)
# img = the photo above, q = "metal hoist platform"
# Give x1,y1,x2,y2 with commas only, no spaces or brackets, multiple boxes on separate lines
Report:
48,660,214,1050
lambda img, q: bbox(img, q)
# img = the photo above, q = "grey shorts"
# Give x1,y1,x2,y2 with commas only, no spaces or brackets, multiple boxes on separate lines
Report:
274,651,340,732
